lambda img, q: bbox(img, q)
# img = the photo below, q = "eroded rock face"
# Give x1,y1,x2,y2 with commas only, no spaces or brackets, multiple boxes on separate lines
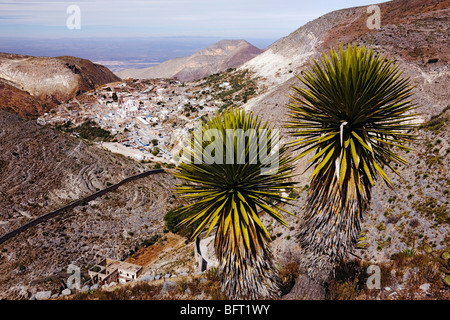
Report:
0,56,79,100
0,53,120,118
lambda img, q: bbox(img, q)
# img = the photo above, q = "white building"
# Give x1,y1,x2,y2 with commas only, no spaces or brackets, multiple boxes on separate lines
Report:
88,258,142,285
120,99,140,117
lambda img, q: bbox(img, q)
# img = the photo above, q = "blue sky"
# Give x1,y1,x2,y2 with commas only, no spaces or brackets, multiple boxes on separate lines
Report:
0,0,390,39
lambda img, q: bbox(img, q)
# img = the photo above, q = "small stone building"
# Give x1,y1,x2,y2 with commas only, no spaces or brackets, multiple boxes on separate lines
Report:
88,258,142,285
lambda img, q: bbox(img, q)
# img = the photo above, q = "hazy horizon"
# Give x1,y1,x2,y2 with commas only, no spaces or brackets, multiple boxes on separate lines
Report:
0,36,277,72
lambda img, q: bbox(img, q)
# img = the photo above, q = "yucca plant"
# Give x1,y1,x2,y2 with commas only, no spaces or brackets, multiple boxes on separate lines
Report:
173,109,296,299
286,44,417,281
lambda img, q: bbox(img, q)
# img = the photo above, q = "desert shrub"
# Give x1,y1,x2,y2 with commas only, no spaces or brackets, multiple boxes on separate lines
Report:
153,163,162,169
326,259,368,300
163,206,200,238
176,277,190,293
413,197,448,225
199,269,228,299
165,163,176,169
420,107,449,133
141,234,161,247
327,278,361,300
410,254,441,283
152,147,160,156
208,283,228,300
71,121,113,142
205,267,220,282
91,266,101,273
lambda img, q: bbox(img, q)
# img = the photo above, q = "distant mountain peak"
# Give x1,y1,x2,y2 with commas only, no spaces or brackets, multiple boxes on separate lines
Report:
116,39,263,82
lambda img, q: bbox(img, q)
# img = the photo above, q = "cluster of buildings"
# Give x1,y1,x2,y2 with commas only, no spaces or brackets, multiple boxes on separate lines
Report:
38,79,224,163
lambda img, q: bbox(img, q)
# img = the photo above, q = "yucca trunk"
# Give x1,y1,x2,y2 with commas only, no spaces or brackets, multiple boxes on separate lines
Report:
216,221,281,299
298,171,370,281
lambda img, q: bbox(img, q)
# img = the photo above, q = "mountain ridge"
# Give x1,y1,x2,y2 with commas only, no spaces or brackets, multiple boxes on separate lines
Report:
240,0,449,130
0,53,120,118
115,39,264,81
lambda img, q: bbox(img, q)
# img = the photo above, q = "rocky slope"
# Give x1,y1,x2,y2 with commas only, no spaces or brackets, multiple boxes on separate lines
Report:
0,111,186,299
53,0,450,299
116,40,264,81
0,53,120,118
0,111,139,234
242,0,448,122
239,0,449,189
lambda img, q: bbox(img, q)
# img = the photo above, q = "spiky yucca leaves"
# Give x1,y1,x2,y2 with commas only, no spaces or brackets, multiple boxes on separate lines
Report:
286,44,417,281
173,109,296,299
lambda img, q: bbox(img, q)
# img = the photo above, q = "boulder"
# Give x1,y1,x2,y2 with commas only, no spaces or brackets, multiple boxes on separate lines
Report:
419,283,430,292
61,289,71,296
35,291,52,300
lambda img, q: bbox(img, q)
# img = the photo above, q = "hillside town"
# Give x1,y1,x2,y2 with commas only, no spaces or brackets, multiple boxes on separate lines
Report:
37,78,226,163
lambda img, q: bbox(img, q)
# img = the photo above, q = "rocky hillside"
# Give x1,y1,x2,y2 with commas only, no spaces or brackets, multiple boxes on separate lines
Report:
0,53,120,118
116,40,264,81
0,111,140,235
240,0,449,182
242,0,448,123
0,80,47,118
0,111,187,299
